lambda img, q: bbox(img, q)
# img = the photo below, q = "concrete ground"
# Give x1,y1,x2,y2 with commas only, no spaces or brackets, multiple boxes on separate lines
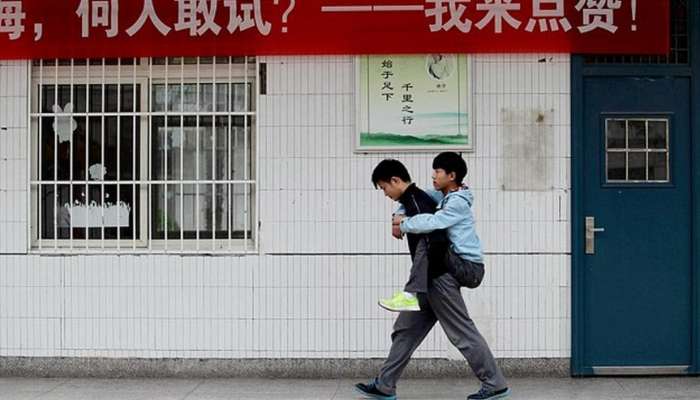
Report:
1,377,699,399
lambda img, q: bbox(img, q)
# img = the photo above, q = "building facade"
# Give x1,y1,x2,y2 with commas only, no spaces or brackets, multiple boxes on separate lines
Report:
0,0,697,377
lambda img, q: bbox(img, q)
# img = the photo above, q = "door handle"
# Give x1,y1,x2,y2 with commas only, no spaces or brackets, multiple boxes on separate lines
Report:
585,216,605,255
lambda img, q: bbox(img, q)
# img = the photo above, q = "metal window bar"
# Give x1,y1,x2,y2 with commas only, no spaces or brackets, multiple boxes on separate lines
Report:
37,60,43,250
244,56,249,252
26,61,32,252
196,58,201,251
101,58,106,250
180,58,185,251
212,58,217,251
85,59,90,250
164,57,169,252
132,60,137,250
148,58,153,252
645,120,649,182
117,58,121,250
53,59,58,250
227,57,232,252
69,59,74,250
585,0,688,65
255,58,260,252
31,57,257,253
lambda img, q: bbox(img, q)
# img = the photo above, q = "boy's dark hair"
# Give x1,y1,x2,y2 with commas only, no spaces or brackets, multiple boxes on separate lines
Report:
432,152,467,184
371,159,411,188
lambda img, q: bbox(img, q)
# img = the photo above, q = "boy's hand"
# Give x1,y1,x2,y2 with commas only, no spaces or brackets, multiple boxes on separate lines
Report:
392,223,403,240
391,214,405,239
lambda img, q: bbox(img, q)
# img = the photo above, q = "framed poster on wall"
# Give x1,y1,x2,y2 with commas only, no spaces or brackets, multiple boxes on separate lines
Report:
356,54,473,152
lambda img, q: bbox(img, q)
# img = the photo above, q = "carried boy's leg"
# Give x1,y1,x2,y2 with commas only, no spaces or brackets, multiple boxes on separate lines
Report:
379,240,429,313
445,247,485,289
428,273,508,395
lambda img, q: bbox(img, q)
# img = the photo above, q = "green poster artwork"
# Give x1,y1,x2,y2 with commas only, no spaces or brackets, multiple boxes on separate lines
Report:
357,54,472,152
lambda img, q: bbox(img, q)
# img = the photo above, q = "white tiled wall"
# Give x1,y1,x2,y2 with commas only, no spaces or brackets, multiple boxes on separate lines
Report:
0,55,571,359
0,60,29,254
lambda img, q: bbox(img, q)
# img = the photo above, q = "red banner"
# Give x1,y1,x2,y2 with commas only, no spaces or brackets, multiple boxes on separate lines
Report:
0,0,669,60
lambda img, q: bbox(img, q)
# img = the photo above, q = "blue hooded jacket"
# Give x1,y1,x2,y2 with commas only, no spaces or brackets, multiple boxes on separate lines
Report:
399,186,484,263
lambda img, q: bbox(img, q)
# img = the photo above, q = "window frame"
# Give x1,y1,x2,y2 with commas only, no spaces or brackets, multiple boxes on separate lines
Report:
602,115,672,187
28,58,259,254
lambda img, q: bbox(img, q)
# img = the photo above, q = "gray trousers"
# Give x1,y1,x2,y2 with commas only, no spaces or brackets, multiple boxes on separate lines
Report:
403,238,430,294
377,272,507,395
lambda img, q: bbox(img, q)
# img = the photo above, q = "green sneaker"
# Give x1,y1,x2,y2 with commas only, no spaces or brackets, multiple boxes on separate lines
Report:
378,291,420,312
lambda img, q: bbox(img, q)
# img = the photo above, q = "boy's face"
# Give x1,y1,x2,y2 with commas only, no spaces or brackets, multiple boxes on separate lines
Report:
432,168,456,190
377,177,405,201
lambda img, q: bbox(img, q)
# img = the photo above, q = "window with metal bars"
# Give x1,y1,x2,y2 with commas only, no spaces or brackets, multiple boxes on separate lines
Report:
585,0,688,65
29,57,258,253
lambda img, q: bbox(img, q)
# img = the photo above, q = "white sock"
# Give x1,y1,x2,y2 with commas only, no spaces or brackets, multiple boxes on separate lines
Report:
403,292,415,299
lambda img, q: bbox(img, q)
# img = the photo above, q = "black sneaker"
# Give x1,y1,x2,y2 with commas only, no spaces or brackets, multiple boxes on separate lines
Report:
467,387,511,400
354,381,397,400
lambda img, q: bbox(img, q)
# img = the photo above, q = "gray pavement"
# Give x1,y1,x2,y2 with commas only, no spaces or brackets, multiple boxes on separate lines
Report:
1,377,699,399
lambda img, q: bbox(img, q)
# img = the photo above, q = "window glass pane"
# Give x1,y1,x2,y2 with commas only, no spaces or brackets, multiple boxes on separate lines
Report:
628,120,646,149
152,184,181,240
151,116,181,181
152,116,252,182
214,184,230,239
606,119,626,149
179,184,197,238
101,184,124,238
85,184,104,239
103,116,118,181
105,84,119,112
116,184,139,240
72,117,87,181
72,85,87,113
119,116,139,181
89,84,102,113
648,152,669,181
628,152,646,180
40,86,54,113
232,83,252,112
199,118,214,180
87,117,103,181
157,183,216,239
232,117,252,181
152,83,233,112
216,83,229,112
42,184,72,239
120,84,139,113
41,85,88,114
152,84,180,112
229,183,253,239
607,152,626,181
648,120,668,149
198,184,215,239
40,117,55,180
199,84,215,112
215,117,230,181
40,116,66,181
182,117,198,180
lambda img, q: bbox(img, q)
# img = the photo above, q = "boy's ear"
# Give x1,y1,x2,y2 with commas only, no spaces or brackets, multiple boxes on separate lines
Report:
448,171,457,182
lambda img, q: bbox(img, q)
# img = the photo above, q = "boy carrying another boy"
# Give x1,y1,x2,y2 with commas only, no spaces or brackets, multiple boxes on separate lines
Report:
356,152,510,400
371,159,448,312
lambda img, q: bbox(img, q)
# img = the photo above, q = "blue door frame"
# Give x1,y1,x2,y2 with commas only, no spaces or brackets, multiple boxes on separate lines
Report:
571,3,700,376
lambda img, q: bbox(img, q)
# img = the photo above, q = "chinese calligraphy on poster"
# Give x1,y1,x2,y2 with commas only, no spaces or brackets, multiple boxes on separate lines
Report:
357,54,472,152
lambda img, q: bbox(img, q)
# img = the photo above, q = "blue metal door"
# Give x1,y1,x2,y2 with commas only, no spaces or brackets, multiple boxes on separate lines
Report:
580,76,692,374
